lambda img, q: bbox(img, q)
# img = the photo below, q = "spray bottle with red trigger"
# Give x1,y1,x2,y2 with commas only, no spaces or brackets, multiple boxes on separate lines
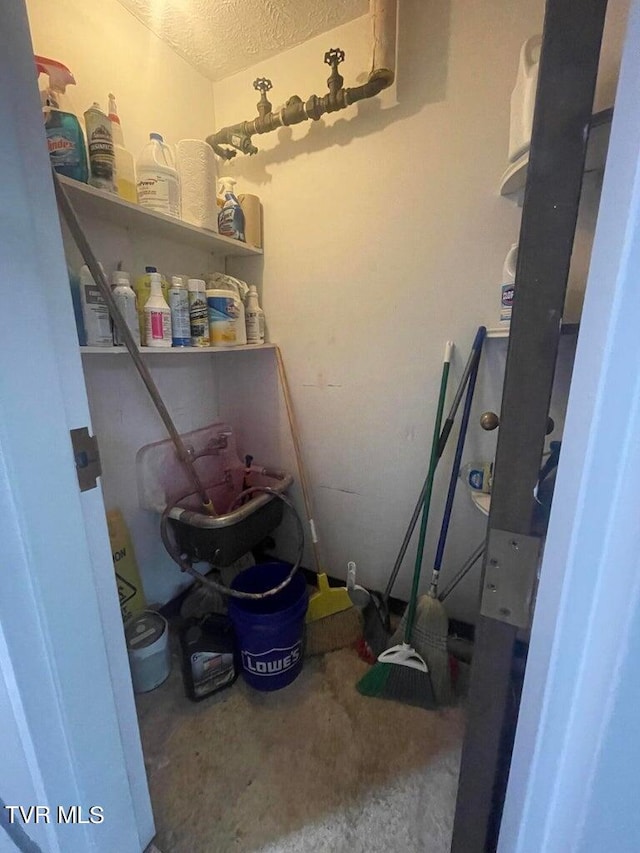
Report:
35,55,88,183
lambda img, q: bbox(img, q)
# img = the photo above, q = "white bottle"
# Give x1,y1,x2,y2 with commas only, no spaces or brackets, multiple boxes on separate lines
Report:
136,133,180,218
108,94,137,203
80,263,112,346
509,35,542,163
245,285,265,345
144,272,172,347
169,275,190,347
188,279,209,347
111,270,140,347
500,243,518,325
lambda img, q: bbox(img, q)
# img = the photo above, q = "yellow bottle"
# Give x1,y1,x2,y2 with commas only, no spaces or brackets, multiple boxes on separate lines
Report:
108,93,137,203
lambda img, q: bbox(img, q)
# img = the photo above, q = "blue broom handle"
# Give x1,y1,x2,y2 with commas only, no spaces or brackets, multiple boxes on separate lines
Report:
431,328,486,589
436,326,486,458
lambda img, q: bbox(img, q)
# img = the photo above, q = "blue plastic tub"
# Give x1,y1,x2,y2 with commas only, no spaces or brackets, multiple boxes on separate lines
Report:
228,562,307,691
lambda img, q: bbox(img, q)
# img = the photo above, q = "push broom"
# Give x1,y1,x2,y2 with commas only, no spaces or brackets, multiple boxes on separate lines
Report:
357,341,453,709
391,326,485,705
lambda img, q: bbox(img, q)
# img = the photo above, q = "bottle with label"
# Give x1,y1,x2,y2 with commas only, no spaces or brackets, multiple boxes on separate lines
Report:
134,267,169,344
169,275,191,347
188,279,209,346
35,56,88,183
80,264,112,346
111,270,140,347
501,243,518,325
84,102,116,193
144,272,172,347
180,614,238,702
107,93,137,203
136,133,180,218
245,285,265,345
217,177,245,241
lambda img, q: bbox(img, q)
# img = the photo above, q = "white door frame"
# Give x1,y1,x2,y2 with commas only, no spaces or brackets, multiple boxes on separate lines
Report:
499,1,640,850
0,2,153,851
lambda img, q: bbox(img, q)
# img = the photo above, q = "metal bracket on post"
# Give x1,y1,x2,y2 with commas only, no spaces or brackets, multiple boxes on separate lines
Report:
70,427,102,492
480,529,542,629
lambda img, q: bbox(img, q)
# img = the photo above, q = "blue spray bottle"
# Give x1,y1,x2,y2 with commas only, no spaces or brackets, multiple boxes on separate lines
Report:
35,55,88,183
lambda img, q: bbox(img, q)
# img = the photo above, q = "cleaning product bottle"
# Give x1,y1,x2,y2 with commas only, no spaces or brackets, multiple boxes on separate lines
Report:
206,287,241,347
217,177,245,241
207,273,248,345
84,102,116,193
111,270,140,347
79,263,112,346
134,267,170,344
245,285,265,345
169,275,191,347
188,279,209,347
500,243,518,325
35,56,88,183
144,272,172,347
107,93,137,203
136,133,180,218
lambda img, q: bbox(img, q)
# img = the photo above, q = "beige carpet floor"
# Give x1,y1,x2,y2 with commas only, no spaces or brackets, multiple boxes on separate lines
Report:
136,642,465,853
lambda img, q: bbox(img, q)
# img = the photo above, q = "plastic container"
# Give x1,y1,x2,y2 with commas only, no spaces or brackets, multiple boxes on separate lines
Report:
80,264,112,346
35,56,88,183
169,275,190,347
218,177,245,241
108,93,137,203
125,610,170,693
188,279,209,346
500,243,518,325
460,461,493,493
509,35,542,163
144,272,171,347
134,267,169,344
84,102,116,193
136,133,180,218
228,562,307,691
206,288,242,347
68,266,86,345
180,614,238,701
245,285,265,345
111,270,140,347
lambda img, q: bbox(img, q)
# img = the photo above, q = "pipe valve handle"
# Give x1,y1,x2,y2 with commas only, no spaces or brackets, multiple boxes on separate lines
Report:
324,48,345,67
253,77,273,93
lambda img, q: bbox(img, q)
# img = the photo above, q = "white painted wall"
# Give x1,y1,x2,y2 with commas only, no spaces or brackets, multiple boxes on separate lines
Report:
215,0,627,621
25,0,215,158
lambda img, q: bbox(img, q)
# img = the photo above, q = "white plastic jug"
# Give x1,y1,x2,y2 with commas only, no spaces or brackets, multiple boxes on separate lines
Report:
509,35,542,164
136,133,180,218
500,243,518,325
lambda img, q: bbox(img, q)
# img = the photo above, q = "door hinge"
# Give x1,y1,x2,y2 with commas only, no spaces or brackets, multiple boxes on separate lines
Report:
70,427,102,492
480,529,543,629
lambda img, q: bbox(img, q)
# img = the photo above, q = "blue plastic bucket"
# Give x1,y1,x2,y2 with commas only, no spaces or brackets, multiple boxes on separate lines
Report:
228,562,307,691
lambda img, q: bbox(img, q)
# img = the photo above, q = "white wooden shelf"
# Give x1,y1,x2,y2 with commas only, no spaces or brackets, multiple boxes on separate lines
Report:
57,174,263,258
486,323,579,339
80,343,275,355
499,108,613,197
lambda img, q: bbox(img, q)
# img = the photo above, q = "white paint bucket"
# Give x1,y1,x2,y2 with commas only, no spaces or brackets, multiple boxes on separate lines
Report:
125,610,171,693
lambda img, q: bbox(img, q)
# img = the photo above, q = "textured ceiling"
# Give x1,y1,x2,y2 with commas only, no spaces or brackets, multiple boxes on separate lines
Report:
117,0,369,82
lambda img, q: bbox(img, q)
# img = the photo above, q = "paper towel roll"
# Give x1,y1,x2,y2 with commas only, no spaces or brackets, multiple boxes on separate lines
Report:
238,194,262,248
176,139,218,232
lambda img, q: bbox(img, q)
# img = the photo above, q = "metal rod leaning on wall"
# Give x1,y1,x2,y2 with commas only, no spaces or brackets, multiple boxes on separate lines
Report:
52,169,217,516
207,0,397,160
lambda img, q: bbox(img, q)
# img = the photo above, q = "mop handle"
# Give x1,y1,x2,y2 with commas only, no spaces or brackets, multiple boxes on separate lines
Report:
436,326,486,458
404,341,452,639
52,170,217,515
430,327,485,594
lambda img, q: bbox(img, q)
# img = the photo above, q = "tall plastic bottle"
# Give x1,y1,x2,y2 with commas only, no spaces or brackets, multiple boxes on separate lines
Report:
108,94,137,203
80,264,112,346
134,266,169,343
217,177,245,241
35,56,88,183
245,285,265,345
111,270,140,347
509,36,542,163
84,102,116,193
136,133,180,218
500,243,518,325
169,276,191,347
144,273,172,347
188,279,209,347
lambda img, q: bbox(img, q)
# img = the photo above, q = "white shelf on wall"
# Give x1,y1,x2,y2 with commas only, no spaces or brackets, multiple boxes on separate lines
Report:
80,343,275,355
499,108,613,198
486,323,580,339
56,175,263,258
